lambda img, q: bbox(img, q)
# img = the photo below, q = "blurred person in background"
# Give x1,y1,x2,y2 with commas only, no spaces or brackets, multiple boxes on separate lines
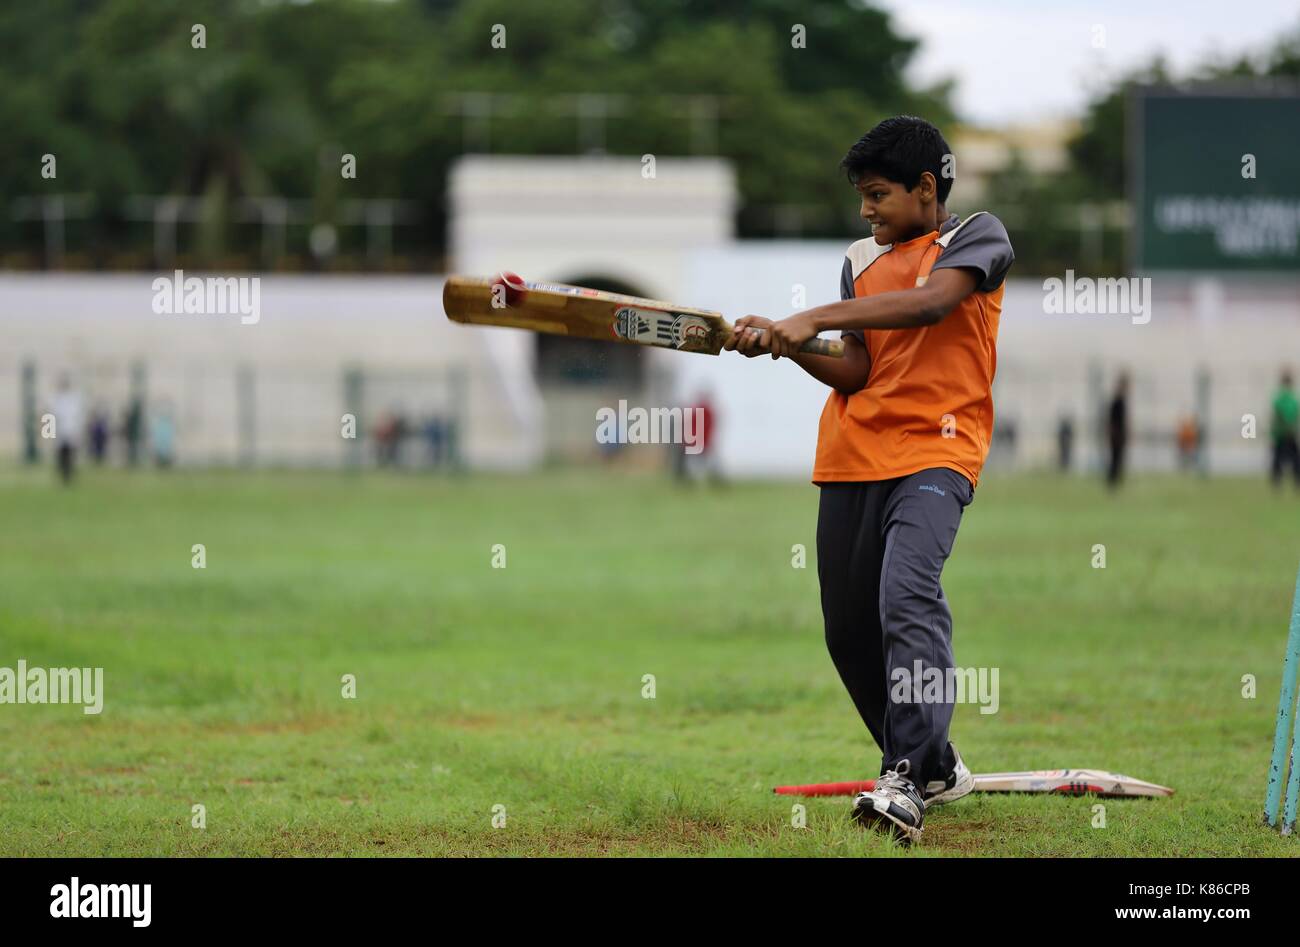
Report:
152,401,176,468
1271,369,1300,489
599,412,625,466
1056,414,1074,472
123,396,144,466
1106,373,1130,490
374,409,408,467
89,405,110,464
679,392,720,484
422,412,460,469
423,414,447,468
1176,412,1201,473
991,416,1017,461
51,375,84,486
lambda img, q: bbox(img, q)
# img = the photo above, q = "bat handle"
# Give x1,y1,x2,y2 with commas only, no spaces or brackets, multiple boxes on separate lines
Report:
733,326,845,358
798,336,844,358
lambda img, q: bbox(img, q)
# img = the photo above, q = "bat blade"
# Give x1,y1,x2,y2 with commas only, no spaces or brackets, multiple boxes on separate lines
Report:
441,275,844,358
442,276,726,355
773,769,1173,799
970,769,1174,798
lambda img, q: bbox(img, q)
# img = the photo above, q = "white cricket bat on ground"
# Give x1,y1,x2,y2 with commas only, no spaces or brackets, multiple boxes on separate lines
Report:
773,769,1174,798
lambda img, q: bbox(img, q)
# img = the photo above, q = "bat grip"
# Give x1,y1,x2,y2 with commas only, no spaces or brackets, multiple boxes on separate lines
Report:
798,336,844,358
733,326,845,358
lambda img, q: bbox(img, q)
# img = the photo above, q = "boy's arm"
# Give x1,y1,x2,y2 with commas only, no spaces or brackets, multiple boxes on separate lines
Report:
751,267,981,358
791,333,872,394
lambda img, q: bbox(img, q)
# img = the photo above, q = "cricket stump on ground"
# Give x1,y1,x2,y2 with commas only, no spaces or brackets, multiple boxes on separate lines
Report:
1264,561,1300,834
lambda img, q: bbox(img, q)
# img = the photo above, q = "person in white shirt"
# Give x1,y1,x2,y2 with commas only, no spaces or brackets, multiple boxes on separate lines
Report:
51,376,84,485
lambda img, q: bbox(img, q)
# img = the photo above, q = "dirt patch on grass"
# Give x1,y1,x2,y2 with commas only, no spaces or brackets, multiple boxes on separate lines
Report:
919,816,1004,855
435,713,504,730
204,817,762,857
198,709,518,737
201,713,350,737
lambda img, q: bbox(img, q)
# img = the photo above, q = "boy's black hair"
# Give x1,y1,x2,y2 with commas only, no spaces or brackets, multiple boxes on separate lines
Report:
841,116,953,204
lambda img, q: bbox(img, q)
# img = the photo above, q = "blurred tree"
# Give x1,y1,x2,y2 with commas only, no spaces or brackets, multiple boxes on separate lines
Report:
1066,58,1171,205
1,0,957,265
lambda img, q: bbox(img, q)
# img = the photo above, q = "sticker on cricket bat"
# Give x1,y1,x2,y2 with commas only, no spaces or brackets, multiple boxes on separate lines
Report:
613,307,712,351
671,314,713,348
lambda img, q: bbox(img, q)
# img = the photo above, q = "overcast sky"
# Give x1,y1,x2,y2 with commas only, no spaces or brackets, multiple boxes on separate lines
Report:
874,0,1298,125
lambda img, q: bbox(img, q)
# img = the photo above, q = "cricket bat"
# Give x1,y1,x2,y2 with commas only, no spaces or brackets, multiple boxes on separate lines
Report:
442,276,844,358
773,769,1174,799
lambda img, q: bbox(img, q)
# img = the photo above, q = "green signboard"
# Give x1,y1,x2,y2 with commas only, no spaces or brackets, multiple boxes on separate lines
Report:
1130,85,1300,272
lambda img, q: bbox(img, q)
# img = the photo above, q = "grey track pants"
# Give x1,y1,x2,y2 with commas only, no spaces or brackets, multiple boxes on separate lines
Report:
816,467,974,786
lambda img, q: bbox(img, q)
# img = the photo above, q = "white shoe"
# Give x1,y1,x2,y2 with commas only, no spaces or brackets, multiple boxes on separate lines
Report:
924,744,974,807
851,760,925,845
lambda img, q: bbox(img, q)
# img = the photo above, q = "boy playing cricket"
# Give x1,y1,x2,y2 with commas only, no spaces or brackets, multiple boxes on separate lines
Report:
725,116,1014,843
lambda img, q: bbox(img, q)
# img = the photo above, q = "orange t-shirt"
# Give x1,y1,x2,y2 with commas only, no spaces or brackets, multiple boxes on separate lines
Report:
813,213,1012,487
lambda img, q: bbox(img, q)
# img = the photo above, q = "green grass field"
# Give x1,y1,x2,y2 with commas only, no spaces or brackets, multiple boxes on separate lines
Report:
2,465,1299,857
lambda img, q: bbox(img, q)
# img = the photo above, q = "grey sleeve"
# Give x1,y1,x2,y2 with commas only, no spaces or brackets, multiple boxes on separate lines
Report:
931,213,1015,292
839,256,863,342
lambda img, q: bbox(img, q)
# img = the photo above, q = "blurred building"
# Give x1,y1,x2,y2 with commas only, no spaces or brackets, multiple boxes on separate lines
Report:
448,155,735,462
950,120,1077,206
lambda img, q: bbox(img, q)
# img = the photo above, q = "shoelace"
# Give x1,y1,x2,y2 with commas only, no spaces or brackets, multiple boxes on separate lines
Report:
875,759,914,796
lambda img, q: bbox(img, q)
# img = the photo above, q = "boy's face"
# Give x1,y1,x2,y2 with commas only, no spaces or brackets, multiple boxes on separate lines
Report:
854,173,937,245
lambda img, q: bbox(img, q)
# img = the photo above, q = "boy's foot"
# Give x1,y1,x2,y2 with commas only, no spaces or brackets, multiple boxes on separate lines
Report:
923,744,974,807
851,761,924,845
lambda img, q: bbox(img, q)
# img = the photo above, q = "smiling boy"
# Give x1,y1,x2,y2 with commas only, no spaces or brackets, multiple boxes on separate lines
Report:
726,116,1014,844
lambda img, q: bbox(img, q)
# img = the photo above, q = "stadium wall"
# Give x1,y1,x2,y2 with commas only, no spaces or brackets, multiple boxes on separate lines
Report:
0,274,540,470
3,266,1296,476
